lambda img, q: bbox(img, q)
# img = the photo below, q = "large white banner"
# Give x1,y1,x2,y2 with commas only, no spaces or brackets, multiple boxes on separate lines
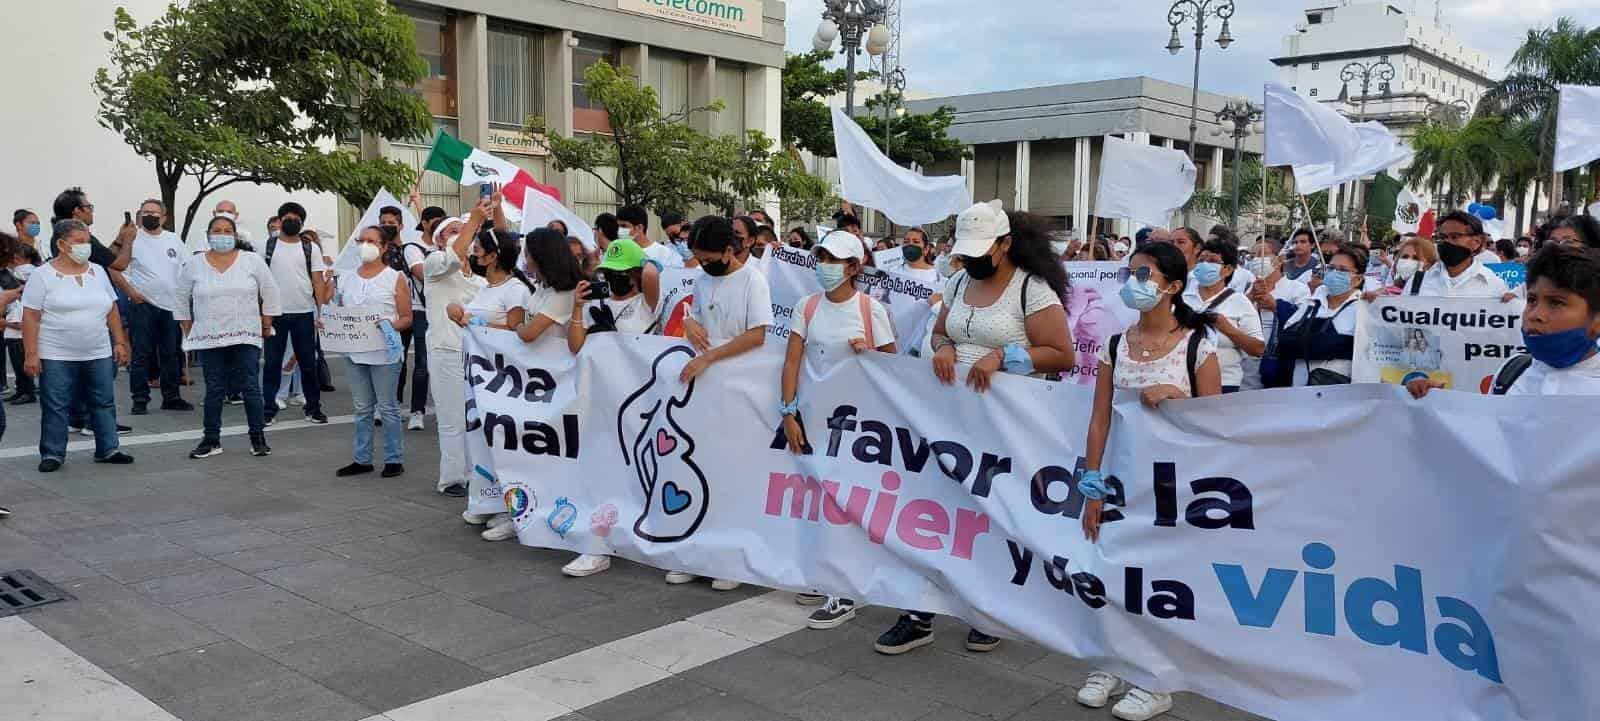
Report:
463,328,1600,721
1354,296,1526,393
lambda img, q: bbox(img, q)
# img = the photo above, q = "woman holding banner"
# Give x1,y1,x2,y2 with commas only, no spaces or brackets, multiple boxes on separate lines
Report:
779,231,897,629
1275,243,1369,387
874,201,1073,657
1077,240,1221,721
335,226,412,479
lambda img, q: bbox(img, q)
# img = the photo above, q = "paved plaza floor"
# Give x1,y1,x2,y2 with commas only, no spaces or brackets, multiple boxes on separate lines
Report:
0,360,1267,721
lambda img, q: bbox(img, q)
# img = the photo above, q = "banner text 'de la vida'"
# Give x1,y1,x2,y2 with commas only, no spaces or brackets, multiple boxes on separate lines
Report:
457,329,1598,721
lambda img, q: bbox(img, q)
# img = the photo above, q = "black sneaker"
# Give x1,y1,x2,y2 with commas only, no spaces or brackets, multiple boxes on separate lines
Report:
374,418,383,427
874,614,934,655
440,483,467,498
965,629,1001,652
8,393,36,405
304,412,328,424
381,463,404,478
319,382,336,392
224,394,243,406
162,399,195,411
131,401,149,415
94,451,134,465
263,415,274,427
807,597,857,630
189,439,224,459
117,424,133,436
336,462,374,477
249,434,272,457
38,458,62,473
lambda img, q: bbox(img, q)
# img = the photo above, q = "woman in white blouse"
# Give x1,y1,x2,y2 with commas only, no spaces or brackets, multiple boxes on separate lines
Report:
22,219,134,472
336,225,413,479
174,216,281,460
424,202,487,500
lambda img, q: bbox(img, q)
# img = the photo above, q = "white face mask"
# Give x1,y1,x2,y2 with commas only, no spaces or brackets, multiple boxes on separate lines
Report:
1517,245,1531,257
1394,258,1421,281
68,243,93,263
936,253,956,278
1113,242,1130,255
1050,241,1070,256
1247,257,1275,279
358,243,381,263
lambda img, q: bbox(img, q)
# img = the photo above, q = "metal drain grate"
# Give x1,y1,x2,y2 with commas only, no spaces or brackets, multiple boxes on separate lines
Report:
0,569,72,617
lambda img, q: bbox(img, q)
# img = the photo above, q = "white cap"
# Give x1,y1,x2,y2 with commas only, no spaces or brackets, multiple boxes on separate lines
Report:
952,200,1010,258
815,229,864,262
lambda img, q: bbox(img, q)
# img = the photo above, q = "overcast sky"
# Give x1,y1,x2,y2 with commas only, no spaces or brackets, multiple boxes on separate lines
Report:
782,0,1600,99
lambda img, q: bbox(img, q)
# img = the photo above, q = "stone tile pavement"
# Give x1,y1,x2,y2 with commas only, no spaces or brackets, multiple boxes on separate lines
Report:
0,359,1268,721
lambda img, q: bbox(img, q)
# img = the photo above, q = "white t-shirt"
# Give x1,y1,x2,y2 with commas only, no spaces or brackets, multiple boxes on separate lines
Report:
690,262,774,344
1476,250,1502,266
1415,260,1510,299
20,262,117,361
339,266,402,366
422,250,484,352
465,277,534,328
174,252,282,351
402,244,427,306
580,293,658,335
1281,289,1363,386
639,240,683,270
126,230,187,311
1504,352,1600,396
793,291,895,363
1184,285,1264,388
943,270,1061,366
4,264,35,340
267,238,327,314
898,264,942,288
527,285,577,333
1096,328,1218,397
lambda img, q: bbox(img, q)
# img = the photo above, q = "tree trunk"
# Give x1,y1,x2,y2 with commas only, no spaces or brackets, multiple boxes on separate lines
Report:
158,162,181,235
1551,170,1564,217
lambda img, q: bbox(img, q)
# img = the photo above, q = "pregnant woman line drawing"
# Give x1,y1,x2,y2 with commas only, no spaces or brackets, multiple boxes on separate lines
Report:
617,345,709,543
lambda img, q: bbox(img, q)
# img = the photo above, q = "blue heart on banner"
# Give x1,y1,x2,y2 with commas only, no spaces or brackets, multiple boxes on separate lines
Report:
662,482,692,514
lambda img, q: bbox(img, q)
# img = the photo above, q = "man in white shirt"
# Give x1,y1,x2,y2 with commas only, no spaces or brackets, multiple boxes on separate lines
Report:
616,205,682,271
1414,211,1511,299
1243,239,1312,391
120,199,192,415
261,202,330,425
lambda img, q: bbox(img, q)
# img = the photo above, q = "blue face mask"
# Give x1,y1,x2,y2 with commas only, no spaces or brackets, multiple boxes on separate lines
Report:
1523,327,1598,369
26,222,40,238
1193,261,1223,287
208,234,236,253
814,262,848,292
1322,269,1354,296
1119,278,1163,312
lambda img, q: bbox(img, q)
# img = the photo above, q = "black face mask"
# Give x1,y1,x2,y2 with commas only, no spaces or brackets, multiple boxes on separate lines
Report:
468,256,489,277
280,218,304,236
701,257,731,276
902,245,924,263
140,215,162,231
963,251,998,280
602,270,634,296
750,244,766,258
1436,239,1473,267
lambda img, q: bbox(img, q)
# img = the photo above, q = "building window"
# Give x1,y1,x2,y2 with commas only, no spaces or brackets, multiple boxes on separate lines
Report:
406,8,454,118
1307,12,1322,24
573,36,619,133
1311,61,1320,70
713,61,746,137
648,49,691,118
1309,88,1318,97
488,26,543,128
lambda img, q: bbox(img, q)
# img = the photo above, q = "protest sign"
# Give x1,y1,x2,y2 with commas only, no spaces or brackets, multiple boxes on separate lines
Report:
1062,261,1138,385
317,305,388,355
1353,296,1526,393
1487,262,1527,289
759,245,939,355
463,328,1600,721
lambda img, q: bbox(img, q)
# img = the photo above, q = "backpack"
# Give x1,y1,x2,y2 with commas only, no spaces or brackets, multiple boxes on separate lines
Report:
386,243,431,308
265,236,315,283
1107,329,1207,396
1405,270,1425,295
802,292,874,346
1491,353,1533,395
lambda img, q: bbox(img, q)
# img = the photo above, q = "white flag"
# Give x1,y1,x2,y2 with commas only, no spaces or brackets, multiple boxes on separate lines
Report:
518,187,597,251
1263,82,1364,169
332,189,424,276
831,107,970,226
1555,85,1600,172
1094,136,1197,225
1292,121,1414,194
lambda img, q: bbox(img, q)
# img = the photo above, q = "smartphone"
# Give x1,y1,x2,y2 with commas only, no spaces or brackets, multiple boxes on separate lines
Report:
583,279,611,301
124,211,133,224
479,183,493,200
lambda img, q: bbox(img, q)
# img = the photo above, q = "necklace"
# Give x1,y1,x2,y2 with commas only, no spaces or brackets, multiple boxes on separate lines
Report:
1131,325,1176,358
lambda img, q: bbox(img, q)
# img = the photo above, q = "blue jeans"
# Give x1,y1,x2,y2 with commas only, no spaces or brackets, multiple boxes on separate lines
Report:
41,357,119,461
199,345,265,439
397,310,429,413
263,312,322,417
129,303,182,404
349,361,403,465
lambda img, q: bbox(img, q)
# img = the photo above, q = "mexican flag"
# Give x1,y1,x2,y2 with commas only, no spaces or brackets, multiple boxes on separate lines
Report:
1369,172,1434,236
422,131,561,208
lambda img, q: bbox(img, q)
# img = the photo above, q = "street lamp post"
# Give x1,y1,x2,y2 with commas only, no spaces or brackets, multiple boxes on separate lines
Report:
1166,0,1235,224
882,66,906,161
1425,97,1470,126
1211,98,1264,230
1339,56,1396,121
812,0,892,118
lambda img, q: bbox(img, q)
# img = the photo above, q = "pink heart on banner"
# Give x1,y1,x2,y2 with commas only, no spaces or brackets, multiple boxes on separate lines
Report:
655,428,678,456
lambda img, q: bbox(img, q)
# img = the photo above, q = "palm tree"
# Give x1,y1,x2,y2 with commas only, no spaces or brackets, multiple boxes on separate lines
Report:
1493,119,1544,235
1477,18,1600,212
1404,116,1510,211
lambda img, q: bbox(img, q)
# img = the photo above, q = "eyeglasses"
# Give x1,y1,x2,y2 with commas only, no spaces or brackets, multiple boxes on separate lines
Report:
1432,232,1477,243
1116,266,1154,283
79,204,95,212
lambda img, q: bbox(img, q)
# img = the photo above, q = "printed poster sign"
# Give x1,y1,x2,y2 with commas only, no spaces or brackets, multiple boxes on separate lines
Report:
1353,296,1526,393
1487,262,1527,289
318,305,388,355
1062,261,1138,385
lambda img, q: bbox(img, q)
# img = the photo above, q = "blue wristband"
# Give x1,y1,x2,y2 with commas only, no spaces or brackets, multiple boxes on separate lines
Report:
1078,470,1108,500
778,398,800,416
1001,343,1035,375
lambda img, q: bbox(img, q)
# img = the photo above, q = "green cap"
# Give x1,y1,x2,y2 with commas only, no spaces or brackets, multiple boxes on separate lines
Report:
598,238,646,271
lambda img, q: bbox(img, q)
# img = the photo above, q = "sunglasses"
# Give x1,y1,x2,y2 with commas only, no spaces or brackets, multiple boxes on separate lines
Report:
1116,266,1154,283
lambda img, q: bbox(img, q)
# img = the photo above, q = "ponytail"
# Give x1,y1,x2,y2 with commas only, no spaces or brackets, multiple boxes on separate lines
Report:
511,267,538,296
1170,292,1217,331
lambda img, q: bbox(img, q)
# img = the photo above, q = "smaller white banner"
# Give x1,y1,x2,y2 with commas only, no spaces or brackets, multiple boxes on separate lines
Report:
318,305,389,355
1353,295,1526,393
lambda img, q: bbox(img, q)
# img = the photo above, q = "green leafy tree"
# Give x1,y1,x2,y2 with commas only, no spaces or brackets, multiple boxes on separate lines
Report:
857,91,969,167
781,50,869,156
94,0,432,238
1187,159,1325,230
1403,116,1511,211
1478,18,1600,209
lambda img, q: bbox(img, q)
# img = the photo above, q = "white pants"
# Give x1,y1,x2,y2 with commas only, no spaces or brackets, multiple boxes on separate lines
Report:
428,346,468,493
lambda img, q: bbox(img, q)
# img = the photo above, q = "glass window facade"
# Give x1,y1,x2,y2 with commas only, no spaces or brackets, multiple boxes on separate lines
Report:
488,26,543,128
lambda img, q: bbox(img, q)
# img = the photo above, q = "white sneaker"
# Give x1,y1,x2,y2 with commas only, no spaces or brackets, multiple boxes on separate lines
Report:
276,398,289,411
79,426,94,437
407,412,426,431
288,394,306,406
710,578,741,591
664,570,698,584
1076,671,1128,709
486,514,512,529
461,511,494,525
1111,688,1172,721
562,554,611,577
481,522,517,542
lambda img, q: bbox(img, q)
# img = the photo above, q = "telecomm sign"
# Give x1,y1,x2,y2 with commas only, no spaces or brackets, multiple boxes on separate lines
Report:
617,0,763,37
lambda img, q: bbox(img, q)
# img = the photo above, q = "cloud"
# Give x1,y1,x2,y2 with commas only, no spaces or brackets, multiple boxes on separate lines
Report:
784,0,1600,100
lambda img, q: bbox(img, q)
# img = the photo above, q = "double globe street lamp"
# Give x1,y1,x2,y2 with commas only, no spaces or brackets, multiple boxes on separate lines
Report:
1338,56,1396,121
1211,98,1264,229
812,0,892,117
1166,0,1235,224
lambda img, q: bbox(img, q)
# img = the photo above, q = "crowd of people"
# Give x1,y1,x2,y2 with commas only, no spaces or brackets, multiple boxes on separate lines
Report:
3,183,1599,720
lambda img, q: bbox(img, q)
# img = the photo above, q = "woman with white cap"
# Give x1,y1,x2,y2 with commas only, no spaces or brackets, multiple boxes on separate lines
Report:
424,199,488,500
874,201,1074,657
